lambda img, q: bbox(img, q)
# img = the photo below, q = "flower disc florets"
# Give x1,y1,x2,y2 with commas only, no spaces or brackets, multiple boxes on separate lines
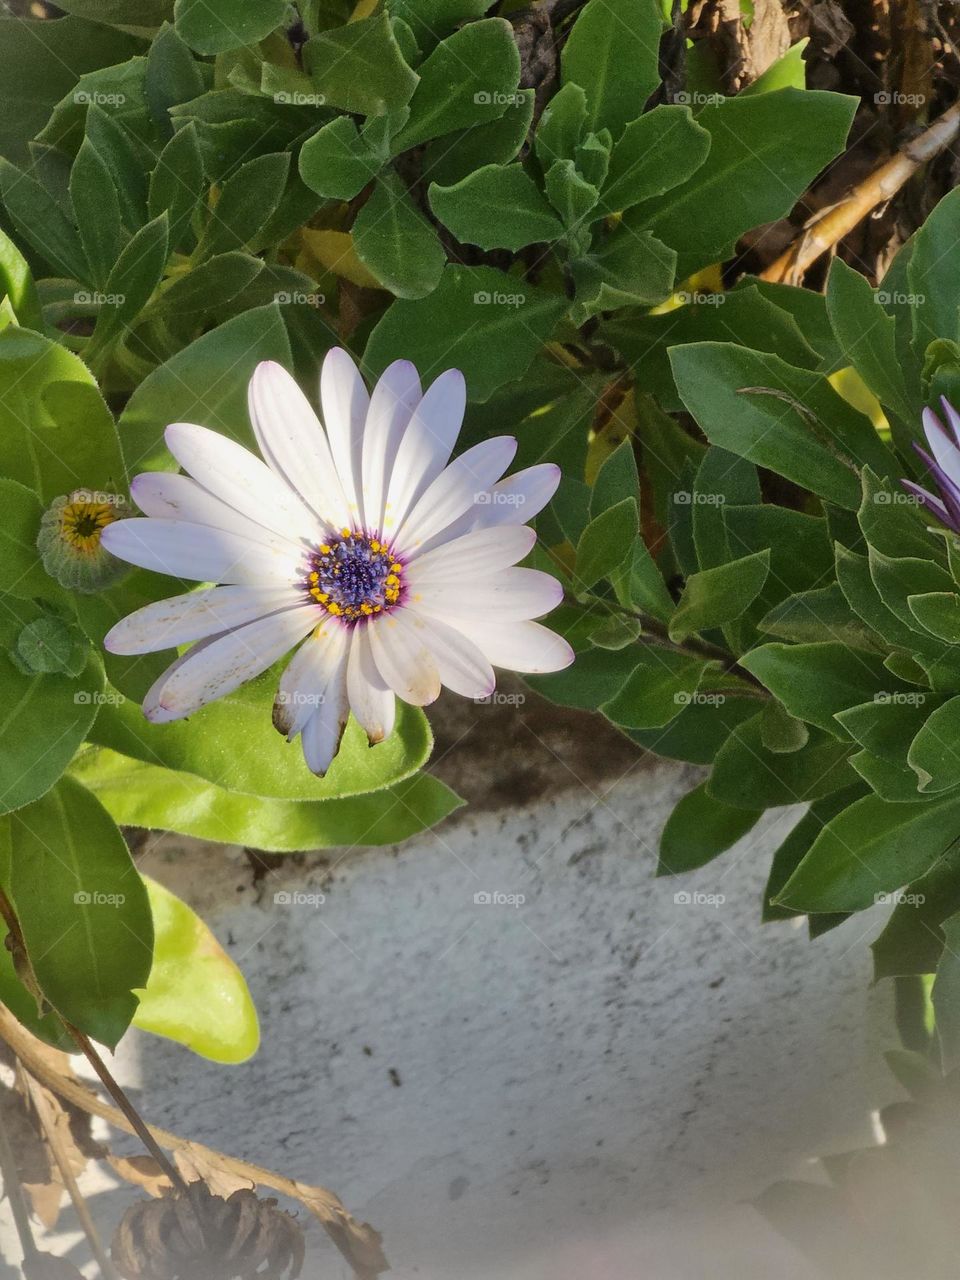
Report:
303,530,403,622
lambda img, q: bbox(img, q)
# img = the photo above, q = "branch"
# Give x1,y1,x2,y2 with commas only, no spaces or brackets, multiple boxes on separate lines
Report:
760,99,960,284
0,1007,387,1280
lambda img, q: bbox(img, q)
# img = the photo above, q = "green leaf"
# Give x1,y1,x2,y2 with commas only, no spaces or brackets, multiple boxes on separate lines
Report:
303,10,418,117
908,592,960,643
908,186,960,354
195,152,289,260
148,250,262,319
741,38,809,94
535,82,587,168
70,137,123,290
933,911,960,1071
598,105,710,216
835,543,920,651
561,0,662,139
364,264,566,402
670,343,896,510
298,115,383,200
74,746,463,852
423,88,534,188
907,696,960,793
354,173,445,298
88,214,169,355
825,258,913,420
145,20,205,126
0,326,124,502
739,643,894,738
118,304,291,470
759,584,879,650
148,122,204,251
837,692,942,764
6,778,152,1048
174,0,287,53
133,877,258,1062
0,601,102,814
544,159,598,228
777,790,960,913
48,0,172,33
390,19,520,150
763,786,865,921
85,106,149,235
869,548,954,641
90,679,434,802
0,928,75,1051
601,647,711,729
872,842,960,979
571,228,676,320
627,692,759,764
590,439,640,520
0,159,87,281
759,700,810,753
709,716,854,810
0,480,58,602
691,446,760,571
669,550,770,642
0,227,41,330
430,164,563,251
610,538,675,622
636,90,856,276
0,14,140,167
388,0,490,51
658,781,762,874
575,498,638,589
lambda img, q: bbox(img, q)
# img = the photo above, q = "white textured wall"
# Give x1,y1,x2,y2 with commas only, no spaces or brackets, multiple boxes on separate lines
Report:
3,694,895,1278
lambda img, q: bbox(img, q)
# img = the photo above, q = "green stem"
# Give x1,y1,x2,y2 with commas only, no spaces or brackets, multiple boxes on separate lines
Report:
581,593,770,695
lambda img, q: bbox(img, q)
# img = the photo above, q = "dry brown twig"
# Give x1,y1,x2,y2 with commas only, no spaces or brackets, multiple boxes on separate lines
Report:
760,98,960,284
0,1006,388,1279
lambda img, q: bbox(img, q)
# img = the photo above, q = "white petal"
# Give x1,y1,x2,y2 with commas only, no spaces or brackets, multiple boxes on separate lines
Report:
347,624,396,745
131,472,304,559
105,585,300,655
414,461,561,555
454,618,575,673
143,639,219,725
923,407,960,489
394,436,517,555
380,369,465,540
300,666,350,776
146,604,320,721
320,347,369,528
165,420,320,543
368,608,441,705
101,518,302,585
405,609,494,698
362,360,421,537
248,361,352,530
413,568,564,622
274,617,350,739
406,524,537,583
478,463,561,527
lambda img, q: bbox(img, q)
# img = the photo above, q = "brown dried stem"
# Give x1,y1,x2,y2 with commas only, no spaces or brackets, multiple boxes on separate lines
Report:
760,99,960,285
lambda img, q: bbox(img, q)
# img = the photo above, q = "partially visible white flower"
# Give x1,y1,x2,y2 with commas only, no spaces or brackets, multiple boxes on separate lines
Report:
101,350,573,775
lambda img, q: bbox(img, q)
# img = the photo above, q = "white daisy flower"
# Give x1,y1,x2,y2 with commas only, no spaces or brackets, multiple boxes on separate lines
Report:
101,350,573,776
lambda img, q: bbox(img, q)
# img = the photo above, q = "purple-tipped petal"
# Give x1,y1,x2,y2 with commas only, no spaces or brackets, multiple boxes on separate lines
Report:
914,443,960,529
901,479,958,531
942,397,960,450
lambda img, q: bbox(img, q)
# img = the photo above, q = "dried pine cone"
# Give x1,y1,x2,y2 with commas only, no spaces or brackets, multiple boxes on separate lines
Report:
112,1181,305,1280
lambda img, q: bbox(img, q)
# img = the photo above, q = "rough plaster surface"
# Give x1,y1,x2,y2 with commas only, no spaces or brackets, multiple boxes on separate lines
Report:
3,691,895,1277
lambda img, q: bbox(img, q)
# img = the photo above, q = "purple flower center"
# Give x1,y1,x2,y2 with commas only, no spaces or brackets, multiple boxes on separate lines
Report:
302,530,403,623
